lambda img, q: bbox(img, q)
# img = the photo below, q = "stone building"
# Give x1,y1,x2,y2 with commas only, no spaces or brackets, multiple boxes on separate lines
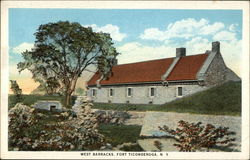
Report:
87,41,240,104
33,101,62,111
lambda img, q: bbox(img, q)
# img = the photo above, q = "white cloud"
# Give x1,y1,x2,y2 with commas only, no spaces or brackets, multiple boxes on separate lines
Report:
12,42,34,54
84,24,127,42
213,31,236,41
229,24,238,32
185,37,210,54
117,38,241,77
140,28,169,41
140,18,225,41
117,42,176,64
220,40,242,76
200,22,225,35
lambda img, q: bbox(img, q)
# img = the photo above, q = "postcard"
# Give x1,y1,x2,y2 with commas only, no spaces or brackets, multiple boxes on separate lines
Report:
1,0,249,159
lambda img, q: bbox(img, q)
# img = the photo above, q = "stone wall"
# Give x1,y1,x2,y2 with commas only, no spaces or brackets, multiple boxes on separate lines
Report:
88,84,208,104
204,52,240,86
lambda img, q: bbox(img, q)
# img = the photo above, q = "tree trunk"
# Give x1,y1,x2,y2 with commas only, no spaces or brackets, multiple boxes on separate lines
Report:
65,92,71,108
64,77,78,108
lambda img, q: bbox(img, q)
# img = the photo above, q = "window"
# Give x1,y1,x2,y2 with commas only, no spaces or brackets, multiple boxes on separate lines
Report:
150,87,155,97
127,88,133,97
177,87,183,97
92,89,96,97
109,88,114,97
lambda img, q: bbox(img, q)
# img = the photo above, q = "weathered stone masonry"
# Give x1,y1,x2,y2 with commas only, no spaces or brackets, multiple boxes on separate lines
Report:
204,52,239,86
90,84,208,104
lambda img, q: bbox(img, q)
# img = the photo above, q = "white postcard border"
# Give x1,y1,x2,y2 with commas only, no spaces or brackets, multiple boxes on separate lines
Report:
1,1,249,159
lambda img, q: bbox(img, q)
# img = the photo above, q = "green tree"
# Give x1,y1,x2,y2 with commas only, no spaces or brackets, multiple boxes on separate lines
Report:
32,77,61,95
75,88,85,95
18,21,119,107
10,80,23,103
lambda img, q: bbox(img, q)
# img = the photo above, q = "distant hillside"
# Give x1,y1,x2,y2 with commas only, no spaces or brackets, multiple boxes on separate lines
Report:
162,81,241,116
31,85,46,95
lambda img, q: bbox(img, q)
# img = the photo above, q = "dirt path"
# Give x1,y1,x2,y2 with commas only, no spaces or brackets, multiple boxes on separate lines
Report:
124,111,145,125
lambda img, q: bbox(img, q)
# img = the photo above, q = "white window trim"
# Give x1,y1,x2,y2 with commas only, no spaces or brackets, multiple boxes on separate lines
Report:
92,88,97,97
127,87,133,97
149,87,156,97
109,88,114,97
176,86,183,97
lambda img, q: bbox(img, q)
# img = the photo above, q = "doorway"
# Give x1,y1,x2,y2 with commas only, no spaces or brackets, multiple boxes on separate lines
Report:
50,105,56,111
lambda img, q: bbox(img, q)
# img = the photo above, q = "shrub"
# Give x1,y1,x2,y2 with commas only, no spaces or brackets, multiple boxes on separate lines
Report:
120,143,144,151
159,120,236,152
154,140,163,151
9,99,104,151
10,80,23,105
8,103,37,150
95,110,130,124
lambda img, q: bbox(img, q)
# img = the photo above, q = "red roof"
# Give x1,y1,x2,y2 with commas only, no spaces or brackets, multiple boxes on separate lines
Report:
167,54,208,81
87,53,208,86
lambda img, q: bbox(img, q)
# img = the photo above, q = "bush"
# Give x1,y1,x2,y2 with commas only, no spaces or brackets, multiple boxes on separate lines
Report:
9,100,104,151
120,143,144,151
95,110,130,124
98,124,142,147
10,80,23,106
8,103,37,150
159,120,236,152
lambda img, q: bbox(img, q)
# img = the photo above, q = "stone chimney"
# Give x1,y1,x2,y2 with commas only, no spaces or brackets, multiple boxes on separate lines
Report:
176,48,186,57
212,41,220,53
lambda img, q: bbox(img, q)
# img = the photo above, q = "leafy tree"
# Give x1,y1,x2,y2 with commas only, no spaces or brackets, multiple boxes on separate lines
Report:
18,21,119,107
43,77,61,95
75,88,85,95
159,120,236,152
10,80,23,103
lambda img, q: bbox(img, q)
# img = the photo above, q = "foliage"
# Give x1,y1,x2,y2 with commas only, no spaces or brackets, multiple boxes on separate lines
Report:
95,110,131,124
98,124,142,147
159,120,236,152
17,21,119,107
9,101,104,151
75,88,85,95
119,143,144,151
154,140,163,151
8,103,39,150
41,77,61,95
93,81,241,116
10,80,23,104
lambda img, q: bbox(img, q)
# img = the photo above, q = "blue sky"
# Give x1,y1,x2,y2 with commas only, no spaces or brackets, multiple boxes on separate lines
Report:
9,9,242,93
9,9,242,46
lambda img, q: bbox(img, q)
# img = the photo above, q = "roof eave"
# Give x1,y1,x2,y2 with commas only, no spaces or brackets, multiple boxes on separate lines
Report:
87,79,201,87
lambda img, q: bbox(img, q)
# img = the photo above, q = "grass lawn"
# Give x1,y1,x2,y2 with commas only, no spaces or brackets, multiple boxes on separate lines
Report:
98,124,143,150
93,81,241,116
